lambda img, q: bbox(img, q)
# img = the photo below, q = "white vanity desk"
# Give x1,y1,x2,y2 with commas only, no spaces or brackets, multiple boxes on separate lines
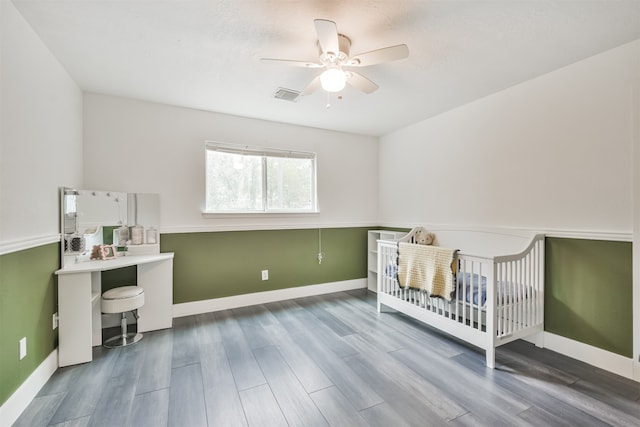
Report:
55,253,174,367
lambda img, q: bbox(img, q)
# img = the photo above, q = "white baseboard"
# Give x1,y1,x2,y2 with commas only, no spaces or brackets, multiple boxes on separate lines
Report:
173,279,367,318
0,349,58,426
543,332,637,381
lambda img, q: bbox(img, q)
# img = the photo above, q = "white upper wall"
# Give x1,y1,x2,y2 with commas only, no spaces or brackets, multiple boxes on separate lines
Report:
0,1,83,253
379,40,640,235
82,94,379,232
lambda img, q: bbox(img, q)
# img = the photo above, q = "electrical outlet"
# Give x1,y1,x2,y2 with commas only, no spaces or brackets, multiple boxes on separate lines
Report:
19,337,27,360
52,312,58,330
261,270,269,281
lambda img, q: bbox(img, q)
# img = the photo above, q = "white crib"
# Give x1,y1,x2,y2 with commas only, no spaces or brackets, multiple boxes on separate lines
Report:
377,227,545,368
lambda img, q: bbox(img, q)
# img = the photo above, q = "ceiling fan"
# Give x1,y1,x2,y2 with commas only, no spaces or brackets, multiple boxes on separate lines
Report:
261,19,409,96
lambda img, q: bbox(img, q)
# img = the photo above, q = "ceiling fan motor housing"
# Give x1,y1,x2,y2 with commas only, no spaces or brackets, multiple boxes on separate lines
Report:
318,34,351,64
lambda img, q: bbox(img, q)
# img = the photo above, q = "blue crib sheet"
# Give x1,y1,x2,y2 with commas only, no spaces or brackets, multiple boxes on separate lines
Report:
385,264,521,307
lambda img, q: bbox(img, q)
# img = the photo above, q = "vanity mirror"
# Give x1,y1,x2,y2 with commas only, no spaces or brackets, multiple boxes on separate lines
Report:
61,187,160,265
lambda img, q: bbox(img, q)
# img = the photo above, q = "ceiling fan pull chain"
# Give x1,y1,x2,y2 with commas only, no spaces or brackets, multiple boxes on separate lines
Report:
326,91,331,109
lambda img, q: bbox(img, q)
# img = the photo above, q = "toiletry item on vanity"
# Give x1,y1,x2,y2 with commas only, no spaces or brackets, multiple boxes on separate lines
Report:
131,224,144,245
117,225,130,245
146,227,158,244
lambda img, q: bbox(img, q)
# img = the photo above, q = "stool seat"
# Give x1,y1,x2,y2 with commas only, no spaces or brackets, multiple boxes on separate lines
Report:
101,285,144,348
102,285,144,300
102,285,144,314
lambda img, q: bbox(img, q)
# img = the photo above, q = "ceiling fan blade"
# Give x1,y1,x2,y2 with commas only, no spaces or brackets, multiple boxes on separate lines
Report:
346,71,378,94
314,19,339,57
260,58,323,68
301,75,321,96
348,44,409,67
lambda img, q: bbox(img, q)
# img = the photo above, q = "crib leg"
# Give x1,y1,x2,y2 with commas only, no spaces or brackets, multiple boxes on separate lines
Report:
533,331,544,348
377,300,381,313
486,347,495,369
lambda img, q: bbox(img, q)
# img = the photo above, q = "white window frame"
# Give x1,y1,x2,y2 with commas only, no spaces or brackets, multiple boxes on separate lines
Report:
204,141,318,214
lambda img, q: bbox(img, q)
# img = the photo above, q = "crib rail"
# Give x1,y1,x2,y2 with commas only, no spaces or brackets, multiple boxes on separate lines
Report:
493,234,545,340
377,234,545,367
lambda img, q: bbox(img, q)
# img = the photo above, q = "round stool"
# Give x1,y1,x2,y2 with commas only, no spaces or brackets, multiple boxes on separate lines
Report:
101,285,144,348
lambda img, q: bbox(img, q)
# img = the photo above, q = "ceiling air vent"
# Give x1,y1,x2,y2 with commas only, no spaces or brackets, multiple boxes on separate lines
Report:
273,87,300,102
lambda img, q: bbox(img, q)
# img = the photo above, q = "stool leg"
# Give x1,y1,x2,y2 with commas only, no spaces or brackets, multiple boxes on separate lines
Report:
120,312,127,338
103,311,143,349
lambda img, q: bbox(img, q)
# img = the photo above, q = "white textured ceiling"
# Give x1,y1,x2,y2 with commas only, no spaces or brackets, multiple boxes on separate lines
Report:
11,0,640,136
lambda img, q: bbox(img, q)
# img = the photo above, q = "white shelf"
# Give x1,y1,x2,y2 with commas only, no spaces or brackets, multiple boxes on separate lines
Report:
366,230,406,292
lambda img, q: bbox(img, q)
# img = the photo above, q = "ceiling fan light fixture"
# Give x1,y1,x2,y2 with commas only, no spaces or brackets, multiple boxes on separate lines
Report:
320,68,347,92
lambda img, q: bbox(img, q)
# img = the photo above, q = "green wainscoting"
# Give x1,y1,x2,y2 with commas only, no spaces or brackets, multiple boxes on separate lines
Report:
101,266,137,292
1,232,634,409
0,243,59,407
545,237,633,357
160,227,370,304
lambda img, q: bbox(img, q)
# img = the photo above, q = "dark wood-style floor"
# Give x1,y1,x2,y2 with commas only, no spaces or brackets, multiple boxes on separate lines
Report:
14,289,640,426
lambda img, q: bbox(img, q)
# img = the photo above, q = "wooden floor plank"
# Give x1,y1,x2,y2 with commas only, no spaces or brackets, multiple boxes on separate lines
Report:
506,339,640,400
390,347,534,426
345,352,451,427
14,290,640,426
289,299,359,358
344,333,467,421
128,389,170,427
263,322,334,393
48,347,119,425
264,300,310,337
358,402,416,427
295,295,356,337
167,363,207,427
516,405,588,427
292,329,384,411
214,309,267,391
12,392,65,427
452,350,611,426
136,328,173,395
88,374,137,427
239,384,289,427
253,345,329,426
194,311,222,346
49,415,91,427
310,386,370,427
199,342,248,427
36,365,80,397
496,345,640,426
171,315,200,369
342,295,468,358
232,305,275,350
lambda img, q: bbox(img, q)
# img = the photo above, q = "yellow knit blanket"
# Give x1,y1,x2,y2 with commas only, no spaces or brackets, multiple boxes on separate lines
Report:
397,242,458,301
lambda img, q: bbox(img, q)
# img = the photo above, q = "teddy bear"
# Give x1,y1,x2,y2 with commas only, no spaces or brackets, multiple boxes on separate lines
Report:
413,227,435,245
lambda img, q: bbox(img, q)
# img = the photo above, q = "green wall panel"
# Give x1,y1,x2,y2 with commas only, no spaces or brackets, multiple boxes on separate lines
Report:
161,227,370,304
0,243,59,407
545,238,632,357
101,266,137,292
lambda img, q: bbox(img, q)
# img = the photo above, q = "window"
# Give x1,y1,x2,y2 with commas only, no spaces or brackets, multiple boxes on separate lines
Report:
205,142,317,213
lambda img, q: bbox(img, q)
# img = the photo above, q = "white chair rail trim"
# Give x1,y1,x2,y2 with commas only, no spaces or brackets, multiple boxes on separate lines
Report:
0,234,61,256
377,223,633,242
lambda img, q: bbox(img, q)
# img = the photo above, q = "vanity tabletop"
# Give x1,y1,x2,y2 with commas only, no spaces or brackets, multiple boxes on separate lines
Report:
55,252,174,275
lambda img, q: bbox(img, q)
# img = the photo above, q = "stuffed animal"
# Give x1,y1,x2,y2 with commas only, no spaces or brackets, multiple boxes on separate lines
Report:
413,227,435,245
90,245,102,260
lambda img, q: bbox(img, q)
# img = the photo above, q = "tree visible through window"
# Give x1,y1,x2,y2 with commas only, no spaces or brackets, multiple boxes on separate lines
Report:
205,142,317,213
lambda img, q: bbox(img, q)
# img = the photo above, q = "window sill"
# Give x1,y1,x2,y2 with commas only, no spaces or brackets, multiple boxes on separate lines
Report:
202,211,320,219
